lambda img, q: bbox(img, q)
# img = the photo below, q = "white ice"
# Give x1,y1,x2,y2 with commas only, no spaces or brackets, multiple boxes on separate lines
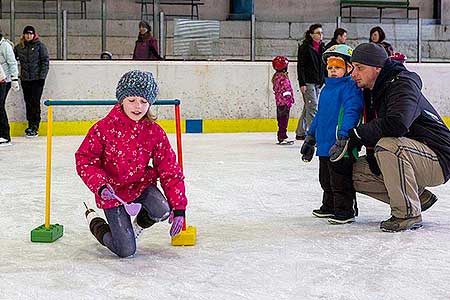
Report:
1,133,450,300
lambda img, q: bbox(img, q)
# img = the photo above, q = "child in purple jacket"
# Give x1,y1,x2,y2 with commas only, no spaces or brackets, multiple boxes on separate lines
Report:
272,56,295,145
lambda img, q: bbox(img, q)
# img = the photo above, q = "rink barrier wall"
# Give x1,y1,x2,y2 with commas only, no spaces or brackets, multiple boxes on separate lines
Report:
7,61,450,136
10,117,450,136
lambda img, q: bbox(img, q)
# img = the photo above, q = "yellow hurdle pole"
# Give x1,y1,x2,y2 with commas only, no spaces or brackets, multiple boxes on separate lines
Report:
45,104,53,229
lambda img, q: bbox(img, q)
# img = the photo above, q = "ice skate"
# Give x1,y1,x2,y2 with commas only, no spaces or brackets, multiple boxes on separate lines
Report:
132,218,145,240
312,207,334,218
277,139,294,145
328,215,355,225
25,127,38,138
0,137,12,147
84,202,110,245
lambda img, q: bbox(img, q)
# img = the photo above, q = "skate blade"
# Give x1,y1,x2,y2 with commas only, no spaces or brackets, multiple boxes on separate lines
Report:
328,218,355,225
277,141,294,145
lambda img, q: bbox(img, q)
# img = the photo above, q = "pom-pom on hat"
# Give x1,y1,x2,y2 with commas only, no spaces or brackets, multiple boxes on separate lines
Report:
116,70,158,104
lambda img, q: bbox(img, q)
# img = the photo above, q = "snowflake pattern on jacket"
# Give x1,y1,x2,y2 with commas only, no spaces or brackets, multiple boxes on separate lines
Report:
75,103,187,211
273,73,295,108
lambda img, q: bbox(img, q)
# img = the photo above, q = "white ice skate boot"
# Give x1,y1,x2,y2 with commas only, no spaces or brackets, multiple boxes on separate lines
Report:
83,202,109,245
132,218,144,240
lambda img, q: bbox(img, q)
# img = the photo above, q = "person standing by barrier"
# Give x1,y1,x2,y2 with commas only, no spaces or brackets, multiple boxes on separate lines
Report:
324,28,348,51
14,25,49,138
330,43,450,232
100,51,113,60
271,56,295,145
76,70,188,258
132,20,162,61
295,24,325,140
369,26,394,56
0,28,19,146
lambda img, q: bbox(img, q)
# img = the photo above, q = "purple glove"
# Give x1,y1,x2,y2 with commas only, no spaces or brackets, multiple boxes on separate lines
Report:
99,184,115,201
169,212,184,237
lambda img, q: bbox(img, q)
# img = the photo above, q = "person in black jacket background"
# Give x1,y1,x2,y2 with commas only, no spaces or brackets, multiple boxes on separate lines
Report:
324,28,347,51
369,26,394,56
295,24,325,140
330,43,450,232
14,25,49,138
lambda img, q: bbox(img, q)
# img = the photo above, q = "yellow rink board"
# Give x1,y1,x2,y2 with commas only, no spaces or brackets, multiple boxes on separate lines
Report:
10,116,450,136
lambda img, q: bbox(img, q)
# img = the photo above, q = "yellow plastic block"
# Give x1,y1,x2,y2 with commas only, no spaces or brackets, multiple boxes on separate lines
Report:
171,226,196,246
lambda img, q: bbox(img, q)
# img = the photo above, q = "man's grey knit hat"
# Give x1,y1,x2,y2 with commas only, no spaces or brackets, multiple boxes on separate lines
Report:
351,43,388,67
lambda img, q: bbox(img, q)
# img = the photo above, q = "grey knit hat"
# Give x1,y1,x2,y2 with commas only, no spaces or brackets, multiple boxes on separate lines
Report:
116,70,158,104
351,43,388,67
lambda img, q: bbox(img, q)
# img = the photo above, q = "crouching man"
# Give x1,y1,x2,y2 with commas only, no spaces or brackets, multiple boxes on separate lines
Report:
330,43,450,232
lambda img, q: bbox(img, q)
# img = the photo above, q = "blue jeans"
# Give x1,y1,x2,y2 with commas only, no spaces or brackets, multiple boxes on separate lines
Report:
102,185,170,258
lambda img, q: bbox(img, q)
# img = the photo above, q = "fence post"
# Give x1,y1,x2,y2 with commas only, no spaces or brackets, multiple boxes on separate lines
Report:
62,10,68,60
56,0,62,59
10,0,15,43
159,11,165,59
153,0,160,43
417,17,422,63
101,0,107,52
250,13,256,61
336,16,342,29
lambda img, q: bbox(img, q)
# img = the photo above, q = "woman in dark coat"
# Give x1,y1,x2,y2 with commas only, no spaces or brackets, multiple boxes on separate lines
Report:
369,26,394,56
14,25,49,138
132,21,162,60
295,23,325,140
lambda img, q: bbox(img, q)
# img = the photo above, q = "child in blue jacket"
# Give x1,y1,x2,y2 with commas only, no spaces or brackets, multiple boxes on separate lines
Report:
300,44,363,224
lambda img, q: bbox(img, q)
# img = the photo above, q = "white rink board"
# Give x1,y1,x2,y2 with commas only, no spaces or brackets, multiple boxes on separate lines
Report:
1,133,450,299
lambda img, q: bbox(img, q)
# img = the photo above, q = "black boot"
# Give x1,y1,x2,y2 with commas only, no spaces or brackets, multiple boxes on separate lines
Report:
84,203,110,246
135,207,156,228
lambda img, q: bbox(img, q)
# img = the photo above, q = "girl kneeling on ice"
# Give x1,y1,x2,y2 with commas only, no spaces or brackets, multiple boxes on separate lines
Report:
75,70,187,258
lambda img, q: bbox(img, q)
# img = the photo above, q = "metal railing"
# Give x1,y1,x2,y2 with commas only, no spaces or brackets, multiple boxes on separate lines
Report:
4,0,438,62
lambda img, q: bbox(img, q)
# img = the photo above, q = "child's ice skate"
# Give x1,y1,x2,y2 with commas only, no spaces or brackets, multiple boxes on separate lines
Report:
312,207,334,218
327,215,355,225
132,208,157,240
84,202,110,246
132,218,144,240
277,139,294,145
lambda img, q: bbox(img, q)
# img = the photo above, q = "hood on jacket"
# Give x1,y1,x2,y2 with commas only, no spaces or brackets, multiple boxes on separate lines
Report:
372,59,421,97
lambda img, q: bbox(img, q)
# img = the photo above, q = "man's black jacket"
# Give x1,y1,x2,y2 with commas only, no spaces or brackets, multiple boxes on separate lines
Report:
357,60,450,182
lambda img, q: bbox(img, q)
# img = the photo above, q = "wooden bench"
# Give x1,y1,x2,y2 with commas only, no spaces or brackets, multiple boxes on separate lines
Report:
339,0,419,22
0,0,91,19
136,0,204,20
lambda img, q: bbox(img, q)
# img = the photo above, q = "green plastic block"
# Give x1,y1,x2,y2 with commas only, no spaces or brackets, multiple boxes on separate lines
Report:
31,224,64,243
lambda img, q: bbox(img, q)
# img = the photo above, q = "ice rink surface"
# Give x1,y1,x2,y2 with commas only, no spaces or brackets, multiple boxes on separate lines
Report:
1,132,450,300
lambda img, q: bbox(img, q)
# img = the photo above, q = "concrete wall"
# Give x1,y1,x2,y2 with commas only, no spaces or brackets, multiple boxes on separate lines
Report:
0,0,434,21
6,61,450,124
2,19,450,61
2,0,432,22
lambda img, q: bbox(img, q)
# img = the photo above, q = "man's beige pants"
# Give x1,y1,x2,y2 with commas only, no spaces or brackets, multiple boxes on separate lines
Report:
353,137,445,218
